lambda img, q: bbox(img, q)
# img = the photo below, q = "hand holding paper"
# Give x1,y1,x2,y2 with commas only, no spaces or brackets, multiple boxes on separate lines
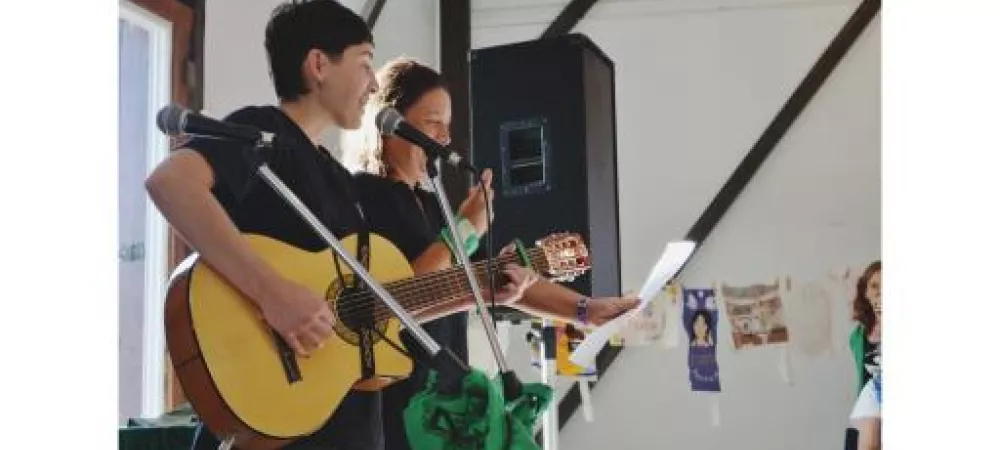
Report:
570,240,696,366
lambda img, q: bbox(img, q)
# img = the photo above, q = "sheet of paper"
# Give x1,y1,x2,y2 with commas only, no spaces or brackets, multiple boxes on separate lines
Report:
570,240,696,366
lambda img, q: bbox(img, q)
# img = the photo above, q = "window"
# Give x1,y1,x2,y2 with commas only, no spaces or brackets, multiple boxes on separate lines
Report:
119,0,172,423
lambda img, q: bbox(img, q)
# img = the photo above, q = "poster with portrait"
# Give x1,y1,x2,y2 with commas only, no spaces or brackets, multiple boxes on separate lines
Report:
720,280,790,349
683,287,722,392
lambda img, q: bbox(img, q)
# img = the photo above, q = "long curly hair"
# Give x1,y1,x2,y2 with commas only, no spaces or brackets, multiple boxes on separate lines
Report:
852,260,881,333
343,57,447,176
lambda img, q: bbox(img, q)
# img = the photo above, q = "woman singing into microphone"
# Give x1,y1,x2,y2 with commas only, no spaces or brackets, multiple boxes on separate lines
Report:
342,56,638,450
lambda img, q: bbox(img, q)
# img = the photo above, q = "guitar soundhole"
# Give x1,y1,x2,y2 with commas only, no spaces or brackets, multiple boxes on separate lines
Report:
325,276,389,346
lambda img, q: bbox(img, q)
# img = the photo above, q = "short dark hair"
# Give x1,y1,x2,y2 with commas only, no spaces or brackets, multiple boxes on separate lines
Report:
264,0,373,101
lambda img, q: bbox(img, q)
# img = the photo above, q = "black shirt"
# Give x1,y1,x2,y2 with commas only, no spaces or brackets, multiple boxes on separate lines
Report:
185,106,382,450
353,173,469,450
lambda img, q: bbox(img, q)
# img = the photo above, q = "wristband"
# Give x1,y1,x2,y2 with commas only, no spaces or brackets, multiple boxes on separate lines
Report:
439,218,481,260
577,297,589,325
456,217,480,255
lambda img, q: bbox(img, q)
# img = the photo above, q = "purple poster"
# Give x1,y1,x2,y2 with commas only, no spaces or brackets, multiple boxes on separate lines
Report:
683,287,722,392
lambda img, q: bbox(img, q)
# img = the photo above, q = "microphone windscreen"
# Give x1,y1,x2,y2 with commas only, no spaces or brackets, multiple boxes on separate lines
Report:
375,107,404,137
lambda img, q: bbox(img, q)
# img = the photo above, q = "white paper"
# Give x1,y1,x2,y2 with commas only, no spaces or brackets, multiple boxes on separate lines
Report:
662,287,681,349
779,346,793,385
710,395,721,427
570,240,696,366
579,380,595,422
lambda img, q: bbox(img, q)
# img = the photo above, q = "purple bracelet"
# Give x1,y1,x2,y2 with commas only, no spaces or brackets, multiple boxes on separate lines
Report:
577,297,589,324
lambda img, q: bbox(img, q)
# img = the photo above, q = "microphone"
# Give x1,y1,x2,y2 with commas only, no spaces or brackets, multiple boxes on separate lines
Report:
375,107,478,174
156,104,271,145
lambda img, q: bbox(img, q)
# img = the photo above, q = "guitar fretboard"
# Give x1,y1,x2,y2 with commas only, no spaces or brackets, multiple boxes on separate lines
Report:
364,248,550,322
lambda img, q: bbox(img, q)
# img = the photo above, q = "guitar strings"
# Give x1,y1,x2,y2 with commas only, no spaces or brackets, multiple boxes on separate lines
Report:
332,251,552,323
332,251,547,320
332,251,537,314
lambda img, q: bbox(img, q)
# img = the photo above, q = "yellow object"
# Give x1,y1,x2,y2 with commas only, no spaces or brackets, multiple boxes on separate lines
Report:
188,234,413,438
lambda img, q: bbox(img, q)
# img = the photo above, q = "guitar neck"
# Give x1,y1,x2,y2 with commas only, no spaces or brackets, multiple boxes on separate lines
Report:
382,248,550,317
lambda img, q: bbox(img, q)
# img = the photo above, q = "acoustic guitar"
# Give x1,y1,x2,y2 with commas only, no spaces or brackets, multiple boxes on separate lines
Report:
164,232,591,450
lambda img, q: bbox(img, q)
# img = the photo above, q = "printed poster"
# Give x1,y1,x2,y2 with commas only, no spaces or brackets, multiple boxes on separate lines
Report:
527,321,598,380
785,277,834,357
720,280,790,349
683,287,722,392
615,284,678,346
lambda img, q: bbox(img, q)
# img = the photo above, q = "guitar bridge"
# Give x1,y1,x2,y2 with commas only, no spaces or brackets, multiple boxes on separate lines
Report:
271,329,302,384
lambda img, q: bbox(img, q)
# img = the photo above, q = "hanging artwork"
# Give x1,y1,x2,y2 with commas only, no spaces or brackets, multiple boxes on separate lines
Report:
786,277,835,357
683,287,722,392
527,321,598,380
662,282,683,349
556,323,598,380
615,285,677,346
720,280,790,349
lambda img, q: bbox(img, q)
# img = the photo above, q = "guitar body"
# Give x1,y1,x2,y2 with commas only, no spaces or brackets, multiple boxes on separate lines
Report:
165,233,414,450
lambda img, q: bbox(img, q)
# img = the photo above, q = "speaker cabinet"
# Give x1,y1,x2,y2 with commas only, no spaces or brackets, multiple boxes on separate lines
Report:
470,33,621,303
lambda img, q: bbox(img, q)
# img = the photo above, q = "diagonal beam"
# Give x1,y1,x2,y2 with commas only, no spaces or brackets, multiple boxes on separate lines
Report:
554,0,882,432
541,0,601,39
686,0,882,244
361,0,387,28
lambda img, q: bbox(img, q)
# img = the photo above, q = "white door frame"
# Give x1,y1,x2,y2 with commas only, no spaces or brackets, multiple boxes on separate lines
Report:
120,0,172,419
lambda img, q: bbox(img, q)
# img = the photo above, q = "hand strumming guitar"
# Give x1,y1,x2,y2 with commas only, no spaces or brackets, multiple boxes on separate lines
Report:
257,277,335,357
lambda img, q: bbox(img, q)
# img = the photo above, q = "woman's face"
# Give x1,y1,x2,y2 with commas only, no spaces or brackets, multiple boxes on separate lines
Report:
693,314,709,340
383,87,452,179
866,270,881,313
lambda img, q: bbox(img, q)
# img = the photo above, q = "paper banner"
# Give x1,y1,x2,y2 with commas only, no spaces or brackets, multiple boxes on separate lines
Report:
709,395,721,427
779,346,793,385
579,380,595,422
683,287,722,392
720,280,790,350
662,282,682,349
786,278,834,358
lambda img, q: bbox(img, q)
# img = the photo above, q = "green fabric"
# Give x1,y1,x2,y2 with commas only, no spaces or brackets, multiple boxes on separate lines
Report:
404,369,553,450
438,218,480,263
849,324,866,395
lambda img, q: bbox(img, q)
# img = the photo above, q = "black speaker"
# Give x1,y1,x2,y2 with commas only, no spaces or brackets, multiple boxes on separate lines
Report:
470,33,621,305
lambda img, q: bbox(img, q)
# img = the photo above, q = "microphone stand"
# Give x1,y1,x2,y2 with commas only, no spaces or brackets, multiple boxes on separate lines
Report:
539,319,559,450
210,136,468,450
419,157,524,400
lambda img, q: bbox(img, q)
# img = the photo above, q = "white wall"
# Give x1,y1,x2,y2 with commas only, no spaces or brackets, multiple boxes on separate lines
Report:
204,0,439,155
471,1,880,449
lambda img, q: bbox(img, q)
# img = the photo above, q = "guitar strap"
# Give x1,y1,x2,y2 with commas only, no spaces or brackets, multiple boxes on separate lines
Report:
354,220,377,379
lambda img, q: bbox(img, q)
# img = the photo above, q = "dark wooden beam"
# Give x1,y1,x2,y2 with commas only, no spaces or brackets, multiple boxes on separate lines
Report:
438,0,473,207
362,0,388,28
541,0,601,39
552,0,881,432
